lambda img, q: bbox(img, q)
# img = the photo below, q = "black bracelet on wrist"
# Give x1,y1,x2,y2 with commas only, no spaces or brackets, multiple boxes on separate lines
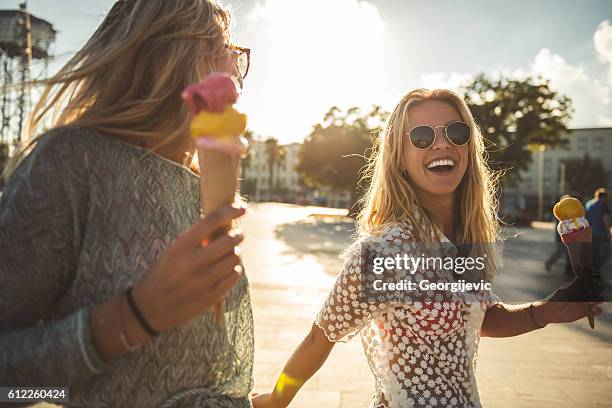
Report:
125,286,160,337
528,303,545,329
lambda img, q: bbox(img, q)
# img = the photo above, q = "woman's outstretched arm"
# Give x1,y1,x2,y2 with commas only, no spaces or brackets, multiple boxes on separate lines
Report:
254,238,387,407
481,301,545,337
253,323,335,407
482,222,603,338
481,299,602,337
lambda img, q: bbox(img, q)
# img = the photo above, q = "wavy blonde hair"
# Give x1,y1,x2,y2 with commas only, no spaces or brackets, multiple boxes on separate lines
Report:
357,89,502,280
4,0,231,179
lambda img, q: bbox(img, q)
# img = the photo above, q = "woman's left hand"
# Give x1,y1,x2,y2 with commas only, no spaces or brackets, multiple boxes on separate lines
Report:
536,274,604,326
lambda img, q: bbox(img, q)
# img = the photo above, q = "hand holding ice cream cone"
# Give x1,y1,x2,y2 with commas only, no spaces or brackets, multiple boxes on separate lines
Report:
552,196,596,328
182,73,248,322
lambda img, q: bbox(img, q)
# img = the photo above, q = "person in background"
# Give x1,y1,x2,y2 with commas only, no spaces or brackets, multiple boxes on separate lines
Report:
586,188,611,283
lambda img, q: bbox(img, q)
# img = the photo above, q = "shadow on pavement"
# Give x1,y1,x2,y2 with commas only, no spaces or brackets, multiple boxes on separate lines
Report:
274,218,355,276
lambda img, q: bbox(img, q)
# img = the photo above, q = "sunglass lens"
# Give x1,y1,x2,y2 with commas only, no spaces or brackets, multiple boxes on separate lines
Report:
446,122,471,145
409,126,435,149
238,54,247,78
234,52,249,79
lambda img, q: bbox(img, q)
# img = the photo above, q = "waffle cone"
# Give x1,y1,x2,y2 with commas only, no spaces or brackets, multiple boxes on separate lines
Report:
198,147,241,322
198,148,240,213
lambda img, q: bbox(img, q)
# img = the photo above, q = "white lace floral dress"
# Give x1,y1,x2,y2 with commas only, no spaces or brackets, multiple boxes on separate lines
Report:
315,220,498,408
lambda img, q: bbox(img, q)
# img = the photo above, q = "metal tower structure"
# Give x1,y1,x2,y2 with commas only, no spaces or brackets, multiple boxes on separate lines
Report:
0,2,55,145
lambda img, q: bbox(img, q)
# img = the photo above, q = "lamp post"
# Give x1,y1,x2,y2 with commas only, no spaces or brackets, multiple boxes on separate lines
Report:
537,144,546,220
253,148,261,202
559,161,566,195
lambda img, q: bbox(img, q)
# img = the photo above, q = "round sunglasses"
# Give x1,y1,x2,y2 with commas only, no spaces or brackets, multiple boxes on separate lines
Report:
407,121,471,150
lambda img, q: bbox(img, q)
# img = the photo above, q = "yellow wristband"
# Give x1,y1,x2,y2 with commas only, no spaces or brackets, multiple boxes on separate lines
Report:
274,372,303,395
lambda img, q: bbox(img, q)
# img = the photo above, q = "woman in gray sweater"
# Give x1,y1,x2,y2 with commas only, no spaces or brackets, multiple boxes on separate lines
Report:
0,1,253,406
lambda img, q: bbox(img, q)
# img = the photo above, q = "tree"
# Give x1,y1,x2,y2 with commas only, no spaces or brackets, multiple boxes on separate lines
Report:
564,154,610,201
464,74,573,187
238,129,256,198
297,105,388,213
264,137,286,200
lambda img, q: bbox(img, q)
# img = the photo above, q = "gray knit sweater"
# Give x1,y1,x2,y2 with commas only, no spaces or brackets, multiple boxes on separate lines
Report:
0,128,254,407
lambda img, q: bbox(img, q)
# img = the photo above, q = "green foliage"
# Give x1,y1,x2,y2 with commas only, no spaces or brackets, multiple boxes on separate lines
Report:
297,105,388,211
264,137,286,198
464,74,573,186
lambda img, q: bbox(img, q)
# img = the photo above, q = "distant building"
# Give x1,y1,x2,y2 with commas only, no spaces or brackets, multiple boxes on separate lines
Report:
241,140,350,208
502,127,612,221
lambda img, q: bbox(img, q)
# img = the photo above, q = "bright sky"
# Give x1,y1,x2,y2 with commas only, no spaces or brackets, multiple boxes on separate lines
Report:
2,0,612,143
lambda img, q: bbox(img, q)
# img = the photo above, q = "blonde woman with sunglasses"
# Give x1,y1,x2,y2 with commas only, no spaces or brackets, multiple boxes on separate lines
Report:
253,89,602,408
0,1,254,407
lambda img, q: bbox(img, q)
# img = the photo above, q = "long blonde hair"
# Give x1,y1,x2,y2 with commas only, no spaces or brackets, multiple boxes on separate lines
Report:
4,0,231,179
357,88,502,279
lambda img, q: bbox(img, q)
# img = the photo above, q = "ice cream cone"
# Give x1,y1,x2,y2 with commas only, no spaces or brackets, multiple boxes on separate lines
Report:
198,148,241,323
561,226,595,329
182,73,248,324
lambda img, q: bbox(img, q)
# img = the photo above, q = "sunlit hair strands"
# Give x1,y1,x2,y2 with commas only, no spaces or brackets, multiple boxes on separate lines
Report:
4,0,232,179
356,89,503,281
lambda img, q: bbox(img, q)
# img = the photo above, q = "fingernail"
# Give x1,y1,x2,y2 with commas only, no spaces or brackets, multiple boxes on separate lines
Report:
234,245,241,255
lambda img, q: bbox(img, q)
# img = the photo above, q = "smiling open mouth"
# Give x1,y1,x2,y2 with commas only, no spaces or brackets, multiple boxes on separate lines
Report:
425,158,456,173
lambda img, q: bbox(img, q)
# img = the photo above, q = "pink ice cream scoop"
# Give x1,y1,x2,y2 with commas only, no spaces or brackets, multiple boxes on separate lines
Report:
182,74,238,114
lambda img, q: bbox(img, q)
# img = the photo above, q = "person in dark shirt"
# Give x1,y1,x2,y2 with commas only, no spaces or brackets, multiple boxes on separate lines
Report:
585,188,611,281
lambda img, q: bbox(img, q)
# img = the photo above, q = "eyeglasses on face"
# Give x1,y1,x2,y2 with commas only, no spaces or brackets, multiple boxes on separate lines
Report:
406,121,471,150
225,44,251,80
